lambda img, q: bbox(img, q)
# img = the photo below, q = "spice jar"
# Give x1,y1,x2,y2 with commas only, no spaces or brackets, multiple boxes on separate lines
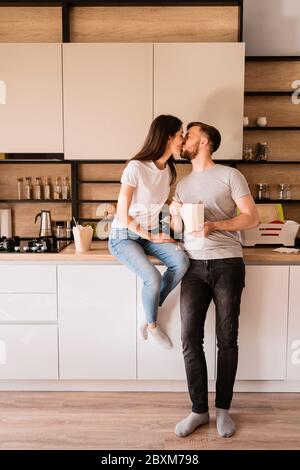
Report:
256,142,269,161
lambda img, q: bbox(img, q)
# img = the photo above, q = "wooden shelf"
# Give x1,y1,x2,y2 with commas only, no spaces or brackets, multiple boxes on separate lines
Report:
0,199,72,203
78,199,117,203
245,91,292,96
78,180,119,184
238,161,300,164
244,127,300,131
255,199,300,204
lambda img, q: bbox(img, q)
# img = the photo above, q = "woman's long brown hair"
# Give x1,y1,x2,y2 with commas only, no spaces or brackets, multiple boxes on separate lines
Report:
129,114,182,185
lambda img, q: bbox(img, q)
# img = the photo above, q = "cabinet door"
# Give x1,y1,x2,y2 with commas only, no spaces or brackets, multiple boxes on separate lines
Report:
0,294,57,322
0,44,63,153
0,265,56,293
63,43,153,159
236,266,289,380
154,43,245,160
0,325,58,379
58,265,136,379
287,267,300,380
137,267,216,380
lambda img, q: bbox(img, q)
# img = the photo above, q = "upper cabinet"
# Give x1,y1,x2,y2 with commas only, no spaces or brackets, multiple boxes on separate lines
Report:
0,44,63,153
63,43,153,160
154,43,245,160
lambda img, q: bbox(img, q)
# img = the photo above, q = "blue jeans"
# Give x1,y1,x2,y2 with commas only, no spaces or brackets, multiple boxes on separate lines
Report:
108,227,190,323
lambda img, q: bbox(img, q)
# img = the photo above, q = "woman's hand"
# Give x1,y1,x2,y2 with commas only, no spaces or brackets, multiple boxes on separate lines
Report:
149,233,176,243
169,197,182,217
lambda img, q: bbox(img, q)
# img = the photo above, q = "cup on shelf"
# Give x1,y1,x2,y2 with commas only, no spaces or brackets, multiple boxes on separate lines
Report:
256,116,268,127
243,116,250,127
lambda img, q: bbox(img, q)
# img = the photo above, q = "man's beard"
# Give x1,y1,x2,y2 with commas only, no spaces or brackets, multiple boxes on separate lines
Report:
180,144,199,161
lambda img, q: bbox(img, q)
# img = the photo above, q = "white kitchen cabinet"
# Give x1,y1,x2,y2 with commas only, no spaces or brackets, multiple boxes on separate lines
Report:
137,267,216,380
154,43,245,160
63,43,153,160
0,325,58,379
0,294,57,322
0,44,63,153
236,266,289,380
287,267,300,380
0,265,56,293
57,265,136,379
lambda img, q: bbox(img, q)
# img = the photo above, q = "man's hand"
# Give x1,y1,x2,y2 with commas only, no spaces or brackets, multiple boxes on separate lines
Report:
169,198,182,217
192,221,216,238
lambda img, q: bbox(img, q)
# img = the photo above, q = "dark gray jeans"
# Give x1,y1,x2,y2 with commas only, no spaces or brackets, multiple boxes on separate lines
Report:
180,257,245,413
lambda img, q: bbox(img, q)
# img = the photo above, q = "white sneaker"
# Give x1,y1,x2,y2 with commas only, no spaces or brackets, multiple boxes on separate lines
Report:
147,325,173,349
139,321,148,340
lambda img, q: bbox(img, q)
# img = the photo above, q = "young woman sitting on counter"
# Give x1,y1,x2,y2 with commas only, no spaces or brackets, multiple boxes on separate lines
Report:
108,115,190,349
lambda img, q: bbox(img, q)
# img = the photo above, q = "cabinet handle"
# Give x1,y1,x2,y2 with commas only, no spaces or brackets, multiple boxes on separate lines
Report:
0,80,6,105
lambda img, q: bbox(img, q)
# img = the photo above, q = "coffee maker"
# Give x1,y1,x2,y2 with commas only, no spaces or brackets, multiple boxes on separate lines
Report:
35,210,53,237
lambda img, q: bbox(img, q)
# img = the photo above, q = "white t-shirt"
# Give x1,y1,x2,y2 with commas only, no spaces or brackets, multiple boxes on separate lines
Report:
111,160,171,230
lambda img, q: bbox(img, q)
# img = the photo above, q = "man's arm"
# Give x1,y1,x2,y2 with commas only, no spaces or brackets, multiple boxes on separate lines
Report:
193,194,260,237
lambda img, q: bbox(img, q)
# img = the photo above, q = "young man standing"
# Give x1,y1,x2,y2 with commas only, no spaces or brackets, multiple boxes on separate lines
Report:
170,122,259,438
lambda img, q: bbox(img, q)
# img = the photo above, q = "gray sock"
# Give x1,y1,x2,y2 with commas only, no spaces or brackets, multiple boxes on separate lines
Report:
175,411,209,437
216,408,236,438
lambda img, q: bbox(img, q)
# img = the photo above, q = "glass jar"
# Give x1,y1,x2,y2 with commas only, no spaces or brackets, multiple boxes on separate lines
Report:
55,221,66,238
278,184,287,200
243,143,254,161
256,142,269,161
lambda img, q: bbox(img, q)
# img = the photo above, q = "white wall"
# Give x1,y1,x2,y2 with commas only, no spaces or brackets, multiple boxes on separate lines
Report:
243,0,300,56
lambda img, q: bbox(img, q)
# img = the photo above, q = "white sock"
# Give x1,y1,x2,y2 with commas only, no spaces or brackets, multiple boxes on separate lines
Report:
147,325,172,349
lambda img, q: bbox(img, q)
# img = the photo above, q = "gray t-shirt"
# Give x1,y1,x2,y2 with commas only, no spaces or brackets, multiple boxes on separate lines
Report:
175,164,250,260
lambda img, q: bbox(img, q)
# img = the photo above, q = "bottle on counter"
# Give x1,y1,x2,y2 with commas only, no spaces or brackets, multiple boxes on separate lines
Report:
43,177,51,200
24,177,32,200
62,176,70,200
53,177,62,200
33,177,42,200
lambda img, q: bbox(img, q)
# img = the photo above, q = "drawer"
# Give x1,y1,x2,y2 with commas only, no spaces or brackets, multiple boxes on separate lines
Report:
0,325,58,379
0,294,57,322
0,265,56,293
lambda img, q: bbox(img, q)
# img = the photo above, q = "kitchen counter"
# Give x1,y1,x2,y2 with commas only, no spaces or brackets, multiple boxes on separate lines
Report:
0,241,300,264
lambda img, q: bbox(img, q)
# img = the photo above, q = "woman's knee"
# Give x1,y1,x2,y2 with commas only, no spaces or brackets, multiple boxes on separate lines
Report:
173,251,190,276
144,268,161,288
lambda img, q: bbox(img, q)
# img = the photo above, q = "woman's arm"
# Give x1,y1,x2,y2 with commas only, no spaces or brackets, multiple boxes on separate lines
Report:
115,183,175,243
115,183,151,240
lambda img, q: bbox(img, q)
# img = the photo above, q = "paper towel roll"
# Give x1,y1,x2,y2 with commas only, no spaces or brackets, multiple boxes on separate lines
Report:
0,209,12,238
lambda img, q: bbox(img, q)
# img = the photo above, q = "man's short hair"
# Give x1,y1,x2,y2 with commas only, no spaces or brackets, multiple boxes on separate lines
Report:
187,122,221,154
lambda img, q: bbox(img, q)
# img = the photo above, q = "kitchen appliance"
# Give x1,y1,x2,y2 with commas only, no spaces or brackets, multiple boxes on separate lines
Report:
0,235,69,253
240,221,299,247
0,208,12,237
35,210,53,237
